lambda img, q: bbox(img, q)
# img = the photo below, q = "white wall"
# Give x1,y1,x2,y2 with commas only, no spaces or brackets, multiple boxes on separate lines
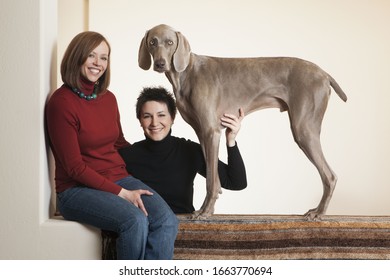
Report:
0,0,100,260
1,0,389,260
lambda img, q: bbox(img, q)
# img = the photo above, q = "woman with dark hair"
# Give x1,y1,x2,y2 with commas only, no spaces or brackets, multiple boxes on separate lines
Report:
119,86,247,214
45,32,178,260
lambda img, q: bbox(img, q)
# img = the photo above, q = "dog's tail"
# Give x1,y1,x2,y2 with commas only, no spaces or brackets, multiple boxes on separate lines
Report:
329,75,348,102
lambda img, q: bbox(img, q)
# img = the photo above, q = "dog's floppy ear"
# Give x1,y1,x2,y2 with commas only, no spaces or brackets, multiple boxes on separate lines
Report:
173,32,191,72
138,30,151,70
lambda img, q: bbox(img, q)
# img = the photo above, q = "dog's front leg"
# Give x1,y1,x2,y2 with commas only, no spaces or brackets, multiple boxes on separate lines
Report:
193,130,222,219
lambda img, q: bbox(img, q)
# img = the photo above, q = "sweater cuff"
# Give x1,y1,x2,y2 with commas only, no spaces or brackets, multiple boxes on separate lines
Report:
99,180,122,195
227,141,238,149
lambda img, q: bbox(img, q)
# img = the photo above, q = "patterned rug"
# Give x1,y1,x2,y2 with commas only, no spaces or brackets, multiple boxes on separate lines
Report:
173,214,390,260
101,215,390,260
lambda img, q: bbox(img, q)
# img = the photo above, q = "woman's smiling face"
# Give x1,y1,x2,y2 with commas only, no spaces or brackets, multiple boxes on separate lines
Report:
81,41,109,83
140,101,174,141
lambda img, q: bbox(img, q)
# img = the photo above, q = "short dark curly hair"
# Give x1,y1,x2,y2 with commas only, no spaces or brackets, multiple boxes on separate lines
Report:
136,87,177,120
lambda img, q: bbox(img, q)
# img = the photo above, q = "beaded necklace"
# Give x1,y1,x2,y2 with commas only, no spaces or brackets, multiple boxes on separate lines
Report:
71,84,98,101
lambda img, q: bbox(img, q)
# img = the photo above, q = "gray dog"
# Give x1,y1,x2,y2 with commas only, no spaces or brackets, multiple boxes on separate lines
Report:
138,24,347,220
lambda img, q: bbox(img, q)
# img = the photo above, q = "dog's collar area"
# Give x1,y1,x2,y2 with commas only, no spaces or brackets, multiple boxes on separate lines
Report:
71,85,98,101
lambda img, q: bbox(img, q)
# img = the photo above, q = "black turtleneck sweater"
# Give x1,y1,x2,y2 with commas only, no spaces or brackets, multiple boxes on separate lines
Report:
118,131,247,214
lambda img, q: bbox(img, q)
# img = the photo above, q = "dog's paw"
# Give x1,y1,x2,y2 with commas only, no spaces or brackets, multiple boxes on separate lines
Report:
191,208,214,220
191,212,209,220
304,208,324,221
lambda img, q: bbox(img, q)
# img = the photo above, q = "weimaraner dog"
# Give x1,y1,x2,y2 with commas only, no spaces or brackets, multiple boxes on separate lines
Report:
138,24,347,220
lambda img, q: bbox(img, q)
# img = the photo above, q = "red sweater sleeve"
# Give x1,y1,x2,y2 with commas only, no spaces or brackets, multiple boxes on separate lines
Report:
115,106,131,151
46,87,128,194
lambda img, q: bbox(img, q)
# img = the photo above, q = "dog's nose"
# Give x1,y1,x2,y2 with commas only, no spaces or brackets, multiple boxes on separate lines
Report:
155,60,166,69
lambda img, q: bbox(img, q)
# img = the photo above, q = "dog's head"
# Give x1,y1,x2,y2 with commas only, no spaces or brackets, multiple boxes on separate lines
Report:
138,24,191,73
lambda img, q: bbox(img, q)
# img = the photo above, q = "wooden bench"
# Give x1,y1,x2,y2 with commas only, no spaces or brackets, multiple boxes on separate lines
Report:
102,214,390,260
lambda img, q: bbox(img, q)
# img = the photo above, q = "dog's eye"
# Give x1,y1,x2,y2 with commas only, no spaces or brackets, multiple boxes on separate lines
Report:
149,40,156,46
167,40,173,45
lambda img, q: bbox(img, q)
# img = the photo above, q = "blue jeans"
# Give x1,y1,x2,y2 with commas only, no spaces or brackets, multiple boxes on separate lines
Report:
57,176,178,260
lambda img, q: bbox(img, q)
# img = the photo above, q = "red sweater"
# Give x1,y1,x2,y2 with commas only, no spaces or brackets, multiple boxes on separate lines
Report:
46,81,130,194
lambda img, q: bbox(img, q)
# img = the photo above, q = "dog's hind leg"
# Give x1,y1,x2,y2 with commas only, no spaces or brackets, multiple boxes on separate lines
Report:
288,102,337,221
294,128,337,220
193,129,222,219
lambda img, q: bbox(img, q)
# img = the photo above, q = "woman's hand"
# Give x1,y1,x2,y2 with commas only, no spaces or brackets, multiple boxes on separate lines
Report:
118,188,153,216
221,108,245,147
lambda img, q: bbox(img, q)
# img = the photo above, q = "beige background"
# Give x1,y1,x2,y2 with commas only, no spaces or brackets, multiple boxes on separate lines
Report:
1,0,389,259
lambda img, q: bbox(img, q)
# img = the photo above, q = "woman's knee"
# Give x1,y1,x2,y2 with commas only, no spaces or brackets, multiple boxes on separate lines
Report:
151,207,179,234
166,211,179,228
118,210,149,234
